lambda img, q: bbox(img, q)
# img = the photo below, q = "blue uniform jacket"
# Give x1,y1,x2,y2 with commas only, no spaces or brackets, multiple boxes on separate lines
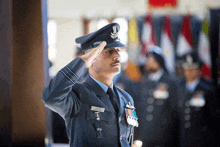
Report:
42,57,135,147
135,72,179,147
177,79,218,147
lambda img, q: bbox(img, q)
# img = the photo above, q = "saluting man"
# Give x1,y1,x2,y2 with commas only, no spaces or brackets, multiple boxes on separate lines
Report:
135,46,179,147
42,23,138,147
177,52,218,147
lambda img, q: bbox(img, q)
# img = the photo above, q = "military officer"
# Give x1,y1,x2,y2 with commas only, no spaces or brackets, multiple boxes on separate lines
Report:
42,23,138,147
177,52,218,147
135,46,179,147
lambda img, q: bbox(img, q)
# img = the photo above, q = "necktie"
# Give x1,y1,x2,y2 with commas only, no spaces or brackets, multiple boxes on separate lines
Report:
107,87,118,113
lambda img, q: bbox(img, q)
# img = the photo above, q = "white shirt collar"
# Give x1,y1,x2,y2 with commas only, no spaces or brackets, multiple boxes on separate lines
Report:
90,76,113,93
186,78,200,92
148,69,164,82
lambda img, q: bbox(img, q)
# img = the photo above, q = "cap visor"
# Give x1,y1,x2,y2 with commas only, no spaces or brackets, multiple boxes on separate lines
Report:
75,32,96,44
104,42,126,49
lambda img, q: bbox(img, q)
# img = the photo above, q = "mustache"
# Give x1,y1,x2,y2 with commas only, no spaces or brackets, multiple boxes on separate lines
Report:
111,60,121,65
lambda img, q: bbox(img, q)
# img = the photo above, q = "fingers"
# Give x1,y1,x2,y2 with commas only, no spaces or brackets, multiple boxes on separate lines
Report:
96,41,106,53
92,41,106,57
99,41,107,49
79,41,106,68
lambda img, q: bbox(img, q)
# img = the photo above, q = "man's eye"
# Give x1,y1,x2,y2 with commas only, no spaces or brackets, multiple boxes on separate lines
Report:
108,50,114,55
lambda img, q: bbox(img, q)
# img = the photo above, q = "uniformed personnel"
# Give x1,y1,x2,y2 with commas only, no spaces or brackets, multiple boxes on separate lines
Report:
177,52,218,147
42,23,138,147
135,46,179,147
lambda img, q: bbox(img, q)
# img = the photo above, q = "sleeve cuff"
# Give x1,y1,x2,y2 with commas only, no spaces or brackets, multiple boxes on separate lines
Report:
61,57,86,83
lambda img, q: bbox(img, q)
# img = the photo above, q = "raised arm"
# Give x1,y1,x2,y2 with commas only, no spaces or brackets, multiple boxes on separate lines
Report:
41,41,106,119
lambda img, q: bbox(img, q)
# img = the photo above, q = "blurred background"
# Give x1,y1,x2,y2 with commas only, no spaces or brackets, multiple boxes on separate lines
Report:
1,0,220,146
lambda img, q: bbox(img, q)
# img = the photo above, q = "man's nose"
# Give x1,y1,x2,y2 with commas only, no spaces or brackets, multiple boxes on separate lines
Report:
112,49,120,60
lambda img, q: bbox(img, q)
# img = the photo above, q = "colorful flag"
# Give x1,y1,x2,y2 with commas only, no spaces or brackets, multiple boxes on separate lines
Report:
128,17,139,61
141,15,156,55
128,17,139,50
160,16,175,75
198,18,211,78
176,15,193,57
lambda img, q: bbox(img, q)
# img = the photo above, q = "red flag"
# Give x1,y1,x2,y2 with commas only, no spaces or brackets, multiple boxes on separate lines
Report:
176,15,193,57
161,16,175,74
141,15,156,55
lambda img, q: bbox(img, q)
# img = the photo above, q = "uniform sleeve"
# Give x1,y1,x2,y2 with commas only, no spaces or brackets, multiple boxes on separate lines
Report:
42,57,86,119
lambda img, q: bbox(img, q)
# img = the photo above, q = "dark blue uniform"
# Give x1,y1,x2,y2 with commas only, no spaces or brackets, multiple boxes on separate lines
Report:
177,78,218,147
42,57,135,147
135,72,179,147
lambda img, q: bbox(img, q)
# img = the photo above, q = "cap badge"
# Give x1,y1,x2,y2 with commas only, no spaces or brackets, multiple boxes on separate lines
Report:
111,26,118,39
186,55,193,64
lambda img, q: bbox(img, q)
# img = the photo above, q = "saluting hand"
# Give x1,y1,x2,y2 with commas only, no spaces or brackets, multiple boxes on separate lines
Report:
80,41,106,68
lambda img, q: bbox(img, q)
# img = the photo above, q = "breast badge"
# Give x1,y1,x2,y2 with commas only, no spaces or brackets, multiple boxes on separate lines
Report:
125,102,138,127
189,91,205,107
91,106,105,121
153,83,169,99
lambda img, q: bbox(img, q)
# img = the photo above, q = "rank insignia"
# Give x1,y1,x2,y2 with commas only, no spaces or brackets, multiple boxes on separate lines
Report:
110,25,118,39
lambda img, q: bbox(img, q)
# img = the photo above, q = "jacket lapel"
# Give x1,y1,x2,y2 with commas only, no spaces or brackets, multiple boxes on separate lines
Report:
83,76,116,113
114,86,126,117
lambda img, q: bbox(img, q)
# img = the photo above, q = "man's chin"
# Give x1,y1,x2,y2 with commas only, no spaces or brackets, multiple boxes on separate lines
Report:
112,67,121,75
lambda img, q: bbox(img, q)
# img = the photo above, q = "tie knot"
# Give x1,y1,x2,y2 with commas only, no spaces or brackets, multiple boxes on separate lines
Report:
107,87,114,96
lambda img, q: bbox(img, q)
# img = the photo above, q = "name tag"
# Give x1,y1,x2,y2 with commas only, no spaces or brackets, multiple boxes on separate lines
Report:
91,106,105,112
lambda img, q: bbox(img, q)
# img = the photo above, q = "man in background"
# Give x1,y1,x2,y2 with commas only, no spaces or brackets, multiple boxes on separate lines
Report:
177,52,218,147
135,46,179,147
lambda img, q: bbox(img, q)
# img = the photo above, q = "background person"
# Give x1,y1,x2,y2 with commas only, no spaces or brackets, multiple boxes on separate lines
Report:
134,46,179,147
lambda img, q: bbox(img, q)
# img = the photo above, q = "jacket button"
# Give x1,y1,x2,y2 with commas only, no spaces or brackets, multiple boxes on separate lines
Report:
184,115,190,121
185,108,190,114
146,105,154,112
120,135,122,140
184,122,191,128
97,128,102,131
146,114,153,121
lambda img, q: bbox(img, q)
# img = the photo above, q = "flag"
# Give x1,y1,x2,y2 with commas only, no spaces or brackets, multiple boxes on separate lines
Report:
125,60,142,82
161,16,175,75
128,17,139,50
141,15,156,55
176,15,193,57
128,17,139,61
198,18,211,78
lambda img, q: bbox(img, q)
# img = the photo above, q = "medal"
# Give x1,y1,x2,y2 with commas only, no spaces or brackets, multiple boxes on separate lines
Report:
153,83,169,99
189,91,205,107
125,103,138,127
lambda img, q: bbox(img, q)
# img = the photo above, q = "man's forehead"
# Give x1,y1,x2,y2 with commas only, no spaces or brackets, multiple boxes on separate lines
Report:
184,67,199,70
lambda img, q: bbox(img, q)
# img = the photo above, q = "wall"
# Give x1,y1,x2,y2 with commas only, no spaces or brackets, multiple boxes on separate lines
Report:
47,0,220,72
53,18,83,70
48,0,220,18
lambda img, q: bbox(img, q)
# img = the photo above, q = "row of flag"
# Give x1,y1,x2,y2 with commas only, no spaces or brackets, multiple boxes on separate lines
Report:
128,14,211,78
